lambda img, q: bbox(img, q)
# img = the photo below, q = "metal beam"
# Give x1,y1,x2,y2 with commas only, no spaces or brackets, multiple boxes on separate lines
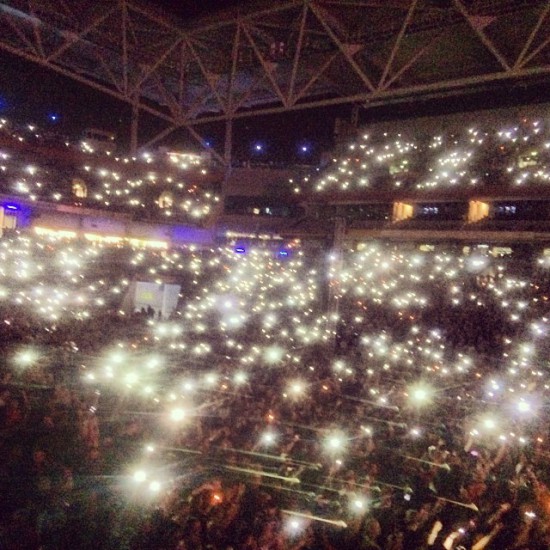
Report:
515,0,550,68
130,98,139,155
309,2,375,93
46,6,118,63
293,51,340,103
185,89,217,120
178,41,187,104
0,39,178,125
231,72,269,112
1,0,549,151
186,0,305,36
184,65,550,126
142,118,227,166
139,124,178,152
0,10,40,55
378,0,419,89
288,3,309,105
381,31,445,91
241,22,288,107
152,73,182,119
227,23,241,113
184,124,226,166
140,123,225,166
121,0,129,94
224,117,233,167
133,36,183,93
127,2,182,34
518,32,550,69
452,0,511,72
94,48,125,94
223,117,233,202
2,11,549,130
29,0,45,58
185,36,229,113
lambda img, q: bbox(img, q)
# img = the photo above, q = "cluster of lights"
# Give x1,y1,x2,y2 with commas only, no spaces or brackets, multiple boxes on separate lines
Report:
1,227,549,534
0,116,219,222
310,117,550,192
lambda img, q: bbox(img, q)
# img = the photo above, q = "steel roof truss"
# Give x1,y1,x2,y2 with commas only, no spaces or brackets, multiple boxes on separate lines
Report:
309,2,375,93
46,6,117,63
378,0,419,89
515,0,550,68
452,0,511,72
227,23,241,114
288,3,309,105
293,50,340,103
133,36,183,96
0,8,39,55
185,35,229,114
241,22,289,107
520,33,550,68
381,30,446,91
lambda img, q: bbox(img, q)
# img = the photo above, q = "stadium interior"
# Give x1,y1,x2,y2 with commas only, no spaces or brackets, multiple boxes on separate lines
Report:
0,1,550,549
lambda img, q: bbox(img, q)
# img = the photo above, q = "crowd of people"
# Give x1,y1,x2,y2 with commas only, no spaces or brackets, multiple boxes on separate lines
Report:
4,113,550,227
0,228,549,549
0,116,220,225
312,115,550,193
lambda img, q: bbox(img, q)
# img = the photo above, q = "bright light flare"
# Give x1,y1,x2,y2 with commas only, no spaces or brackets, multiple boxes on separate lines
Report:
233,371,248,385
264,345,285,364
323,430,348,455
204,372,218,386
516,397,535,415
466,255,489,273
133,470,147,482
124,372,139,386
408,382,434,406
260,430,278,446
149,481,161,492
284,516,307,537
350,496,369,514
482,416,498,430
170,408,186,422
287,379,306,397
14,348,40,367
155,323,182,338
108,351,126,364
181,379,196,393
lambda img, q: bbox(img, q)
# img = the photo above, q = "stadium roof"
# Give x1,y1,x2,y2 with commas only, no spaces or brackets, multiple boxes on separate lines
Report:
0,0,549,151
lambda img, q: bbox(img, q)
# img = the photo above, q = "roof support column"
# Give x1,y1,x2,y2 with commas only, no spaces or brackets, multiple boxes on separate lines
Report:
130,98,139,155
121,0,129,95
222,117,233,199
327,217,346,352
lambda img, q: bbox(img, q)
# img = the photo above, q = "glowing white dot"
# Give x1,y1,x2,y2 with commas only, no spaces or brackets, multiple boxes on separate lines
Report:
149,481,161,492
170,408,186,421
133,470,147,482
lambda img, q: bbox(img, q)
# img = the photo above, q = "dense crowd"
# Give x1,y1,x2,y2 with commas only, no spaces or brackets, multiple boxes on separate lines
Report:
308,115,550,194
0,117,220,224
0,228,549,549
4,113,550,228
